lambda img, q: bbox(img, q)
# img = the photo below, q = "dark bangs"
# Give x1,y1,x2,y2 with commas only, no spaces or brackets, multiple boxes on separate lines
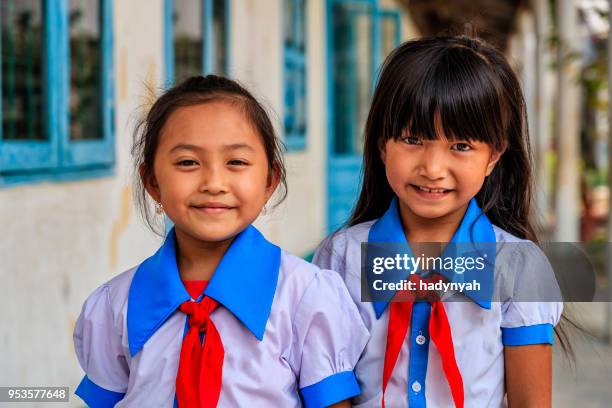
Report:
380,38,510,151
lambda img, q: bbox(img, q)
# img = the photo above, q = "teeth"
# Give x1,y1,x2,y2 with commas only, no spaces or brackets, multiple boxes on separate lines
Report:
418,186,447,193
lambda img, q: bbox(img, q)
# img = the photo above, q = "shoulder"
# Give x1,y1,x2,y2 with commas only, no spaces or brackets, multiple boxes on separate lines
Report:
336,220,376,247
492,224,545,264
491,225,559,300
79,267,138,324
314,220,376,263
106,267,138,304
278,250,346,291
493,225,528,244
105,267,138,312
278,251,367,337
276,250,362,317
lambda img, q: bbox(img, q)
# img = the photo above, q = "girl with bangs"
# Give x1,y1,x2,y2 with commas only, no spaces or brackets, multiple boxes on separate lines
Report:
314,36,566,407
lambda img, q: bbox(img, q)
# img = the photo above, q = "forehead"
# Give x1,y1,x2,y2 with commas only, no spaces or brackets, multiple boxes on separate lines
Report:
158,101,262,151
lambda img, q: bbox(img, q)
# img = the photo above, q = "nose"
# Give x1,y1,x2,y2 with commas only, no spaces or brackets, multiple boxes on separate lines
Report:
418,145,448,180
199,164,228,195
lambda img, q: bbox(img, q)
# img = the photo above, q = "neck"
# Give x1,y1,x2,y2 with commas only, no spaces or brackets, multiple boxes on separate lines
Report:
399,202,469,243
174,228,234,281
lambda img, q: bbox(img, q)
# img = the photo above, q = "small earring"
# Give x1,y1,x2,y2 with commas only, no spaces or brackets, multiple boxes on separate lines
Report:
261,203,267,215
155,202,164,215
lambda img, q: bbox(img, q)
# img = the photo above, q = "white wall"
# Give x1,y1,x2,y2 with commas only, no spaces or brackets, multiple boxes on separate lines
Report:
0,0,165,403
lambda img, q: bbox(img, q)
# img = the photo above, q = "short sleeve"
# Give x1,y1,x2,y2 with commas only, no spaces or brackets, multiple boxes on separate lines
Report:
74,284,129,407
500,243,563,346
312,232,347,278
291,269,369,408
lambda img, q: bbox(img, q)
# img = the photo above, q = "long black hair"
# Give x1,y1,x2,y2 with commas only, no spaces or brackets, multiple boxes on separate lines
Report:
349,35,535,242
349,35,578,359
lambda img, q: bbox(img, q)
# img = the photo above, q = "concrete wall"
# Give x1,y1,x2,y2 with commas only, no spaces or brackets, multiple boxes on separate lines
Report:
0,0,166,400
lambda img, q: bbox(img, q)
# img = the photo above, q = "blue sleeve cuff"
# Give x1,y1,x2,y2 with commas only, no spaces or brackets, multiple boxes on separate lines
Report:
75,375,125,408
300,370,361,408
502,323,554,346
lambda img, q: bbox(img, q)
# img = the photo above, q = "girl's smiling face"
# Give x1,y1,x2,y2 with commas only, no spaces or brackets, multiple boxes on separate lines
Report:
381,122,503,225
145,101,279,243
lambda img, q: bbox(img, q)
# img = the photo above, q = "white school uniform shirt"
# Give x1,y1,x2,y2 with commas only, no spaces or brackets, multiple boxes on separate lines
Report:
313,198,563,408
74,225,369,408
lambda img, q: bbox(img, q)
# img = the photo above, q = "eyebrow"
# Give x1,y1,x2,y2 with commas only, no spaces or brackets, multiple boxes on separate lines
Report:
223,143,255,152
169,143,255,153
169,143,203,153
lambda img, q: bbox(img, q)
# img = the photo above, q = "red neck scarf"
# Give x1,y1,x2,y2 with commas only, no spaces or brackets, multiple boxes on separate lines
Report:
382,273,464,408
176,280,224,408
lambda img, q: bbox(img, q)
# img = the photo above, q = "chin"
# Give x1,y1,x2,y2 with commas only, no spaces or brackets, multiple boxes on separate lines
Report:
198,229,241,243
405,203,455,220
178,223,241,243
413,209,450,220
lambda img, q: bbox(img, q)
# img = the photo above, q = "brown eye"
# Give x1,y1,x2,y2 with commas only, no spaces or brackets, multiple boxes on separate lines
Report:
227,159,248,166
177,160,198,166
403,136,422,145
452,143,472,152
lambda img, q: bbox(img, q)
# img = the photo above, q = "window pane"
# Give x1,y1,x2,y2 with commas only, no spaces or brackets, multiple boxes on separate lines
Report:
354,13,371,154
296,65,306,132
212,0,227,74
1,0,44,141
283,0,293,46
295,0,305,50
284,66,295,133
332,4,372,154
174,0,202,83
70,0,102,140
284,0,306,146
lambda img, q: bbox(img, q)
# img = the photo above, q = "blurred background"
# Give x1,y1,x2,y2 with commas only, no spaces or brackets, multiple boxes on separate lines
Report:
0,0,611,406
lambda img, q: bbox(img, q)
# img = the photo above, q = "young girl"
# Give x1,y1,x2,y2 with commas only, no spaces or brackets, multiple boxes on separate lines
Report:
73,75,368,407
314,36,564,407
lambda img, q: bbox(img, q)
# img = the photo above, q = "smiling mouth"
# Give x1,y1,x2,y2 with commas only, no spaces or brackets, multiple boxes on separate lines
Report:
410,185,454,199
411,185,453,193
191,204,235,213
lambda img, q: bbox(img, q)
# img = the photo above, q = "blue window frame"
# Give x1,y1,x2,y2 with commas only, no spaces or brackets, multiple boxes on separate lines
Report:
0,0,115,186
325,0,402,230
164,0,231,85
283,0,307,151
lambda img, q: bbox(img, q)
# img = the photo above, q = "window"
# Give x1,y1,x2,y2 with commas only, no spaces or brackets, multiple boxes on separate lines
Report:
0,0,114,185
283,0,307,151
66,0,114,168
326,0,402,230
164,0,230,85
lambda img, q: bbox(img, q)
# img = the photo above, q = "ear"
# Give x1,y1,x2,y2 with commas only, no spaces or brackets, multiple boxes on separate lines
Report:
265,162,282,200
140,164,161,203
485,147,505,176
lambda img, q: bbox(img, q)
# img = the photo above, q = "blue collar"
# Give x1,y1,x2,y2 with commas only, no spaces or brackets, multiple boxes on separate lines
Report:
367,197,496,318
127,225,281,356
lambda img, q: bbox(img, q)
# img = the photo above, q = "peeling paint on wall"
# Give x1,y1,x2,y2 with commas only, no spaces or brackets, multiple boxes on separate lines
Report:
119,47,128,102
109,186,133,269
